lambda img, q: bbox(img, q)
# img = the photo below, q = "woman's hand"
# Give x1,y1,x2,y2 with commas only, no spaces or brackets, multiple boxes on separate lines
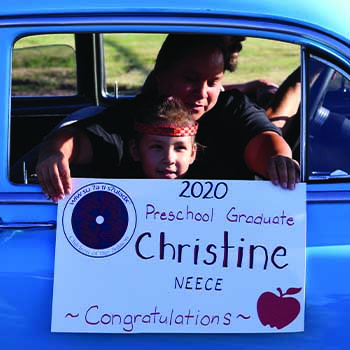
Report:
244,131,300,190
36,150,72,202
35,126,92,202
266,155,300,190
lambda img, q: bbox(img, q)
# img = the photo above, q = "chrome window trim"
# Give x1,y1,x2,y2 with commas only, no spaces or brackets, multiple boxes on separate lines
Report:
301,47,307,183
307,190,350,203
309,54,350,81
0,193,55,204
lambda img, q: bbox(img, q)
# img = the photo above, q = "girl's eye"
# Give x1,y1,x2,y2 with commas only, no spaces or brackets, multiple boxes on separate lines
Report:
176,145,188,151
150,144,162,150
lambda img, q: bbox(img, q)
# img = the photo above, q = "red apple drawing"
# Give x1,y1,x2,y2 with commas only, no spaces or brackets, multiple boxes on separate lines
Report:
257,287,302,330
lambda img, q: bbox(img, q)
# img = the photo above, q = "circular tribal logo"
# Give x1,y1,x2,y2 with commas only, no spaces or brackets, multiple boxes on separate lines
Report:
62,182,137,258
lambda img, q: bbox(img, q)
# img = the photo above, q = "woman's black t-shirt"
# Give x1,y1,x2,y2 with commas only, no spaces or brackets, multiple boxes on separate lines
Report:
74,89,281,180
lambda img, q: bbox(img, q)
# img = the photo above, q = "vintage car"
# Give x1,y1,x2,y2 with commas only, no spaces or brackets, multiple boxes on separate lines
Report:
1,0,349,348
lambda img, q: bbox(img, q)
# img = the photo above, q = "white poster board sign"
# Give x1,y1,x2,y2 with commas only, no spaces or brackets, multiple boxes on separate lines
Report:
52,179,306,334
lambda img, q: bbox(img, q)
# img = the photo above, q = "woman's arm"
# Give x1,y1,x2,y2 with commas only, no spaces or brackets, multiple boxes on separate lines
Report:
36,126,93,202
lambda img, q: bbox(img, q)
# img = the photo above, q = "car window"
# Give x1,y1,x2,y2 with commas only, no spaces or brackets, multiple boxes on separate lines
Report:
307,57,350,181
102,33,300,98
12,34,77,97
9,33,300,184
103,33,167,97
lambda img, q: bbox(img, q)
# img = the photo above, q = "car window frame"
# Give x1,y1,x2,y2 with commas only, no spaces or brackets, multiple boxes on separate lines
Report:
0,18,348,199
301,49,350,183
11,33,102,113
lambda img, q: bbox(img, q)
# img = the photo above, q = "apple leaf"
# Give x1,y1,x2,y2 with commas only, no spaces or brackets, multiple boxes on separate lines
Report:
285,287,302,295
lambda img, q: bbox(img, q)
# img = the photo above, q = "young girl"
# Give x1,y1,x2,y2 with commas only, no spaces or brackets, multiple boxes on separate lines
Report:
127,96,198,179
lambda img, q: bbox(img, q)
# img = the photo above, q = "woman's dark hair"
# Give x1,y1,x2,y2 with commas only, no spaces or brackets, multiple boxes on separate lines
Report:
154,34,228,73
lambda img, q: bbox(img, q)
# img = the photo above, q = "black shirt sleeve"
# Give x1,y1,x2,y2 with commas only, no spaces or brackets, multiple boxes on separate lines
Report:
71,99,134,177
189,89,282,180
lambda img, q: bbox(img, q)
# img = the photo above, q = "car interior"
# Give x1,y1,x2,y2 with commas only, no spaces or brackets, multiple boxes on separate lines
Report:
9,32,350,184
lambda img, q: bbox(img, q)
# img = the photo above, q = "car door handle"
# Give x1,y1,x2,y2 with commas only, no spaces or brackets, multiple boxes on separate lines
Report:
0,218,56,230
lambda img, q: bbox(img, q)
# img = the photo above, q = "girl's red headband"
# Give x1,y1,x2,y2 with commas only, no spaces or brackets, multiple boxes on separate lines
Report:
134,121,198,137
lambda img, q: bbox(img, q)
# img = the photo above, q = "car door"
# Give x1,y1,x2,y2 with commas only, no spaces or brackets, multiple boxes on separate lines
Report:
1,17,350,350
303,50,350,345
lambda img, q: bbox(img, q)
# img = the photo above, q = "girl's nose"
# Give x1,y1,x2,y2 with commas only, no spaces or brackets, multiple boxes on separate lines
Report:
163,148,176,164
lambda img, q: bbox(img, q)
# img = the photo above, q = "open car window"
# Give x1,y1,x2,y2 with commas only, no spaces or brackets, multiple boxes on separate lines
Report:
102,34,300,98
103,33,167,97
10,33,300,184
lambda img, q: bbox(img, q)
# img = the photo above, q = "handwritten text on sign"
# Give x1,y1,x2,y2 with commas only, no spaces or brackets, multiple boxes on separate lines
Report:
51,179,306,334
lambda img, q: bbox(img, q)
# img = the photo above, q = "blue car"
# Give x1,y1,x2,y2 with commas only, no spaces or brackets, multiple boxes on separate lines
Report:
1,0,349,348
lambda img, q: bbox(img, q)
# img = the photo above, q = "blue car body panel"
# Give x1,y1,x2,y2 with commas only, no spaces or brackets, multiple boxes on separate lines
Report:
0,0,349,349
0,0,349,42
1,227,349,349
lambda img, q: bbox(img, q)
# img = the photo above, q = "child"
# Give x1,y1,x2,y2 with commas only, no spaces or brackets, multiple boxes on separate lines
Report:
128,96,198,179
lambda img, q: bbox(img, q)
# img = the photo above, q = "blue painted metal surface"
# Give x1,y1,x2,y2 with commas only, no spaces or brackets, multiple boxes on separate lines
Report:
0,0,349,44
0,225,349,349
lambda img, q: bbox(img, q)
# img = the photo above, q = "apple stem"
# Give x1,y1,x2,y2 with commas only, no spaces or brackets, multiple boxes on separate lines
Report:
277,287,283,297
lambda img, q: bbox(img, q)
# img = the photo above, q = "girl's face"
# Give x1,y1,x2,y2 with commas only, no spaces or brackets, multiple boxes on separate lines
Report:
130,135,197,179
155,46,224,121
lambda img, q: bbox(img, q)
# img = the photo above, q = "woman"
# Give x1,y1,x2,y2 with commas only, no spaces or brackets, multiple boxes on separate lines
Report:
36,34,299,202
